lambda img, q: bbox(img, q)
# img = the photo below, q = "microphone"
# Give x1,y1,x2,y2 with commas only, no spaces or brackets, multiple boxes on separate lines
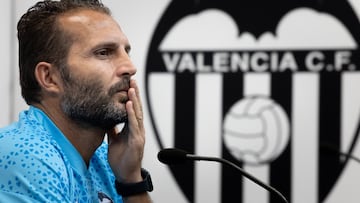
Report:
158,148,289,203
321,143,360,164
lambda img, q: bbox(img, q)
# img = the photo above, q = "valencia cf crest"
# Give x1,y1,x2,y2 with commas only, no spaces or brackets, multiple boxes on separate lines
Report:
145,0,360,202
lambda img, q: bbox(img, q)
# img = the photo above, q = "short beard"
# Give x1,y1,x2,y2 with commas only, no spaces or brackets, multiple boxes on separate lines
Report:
60,73,130,130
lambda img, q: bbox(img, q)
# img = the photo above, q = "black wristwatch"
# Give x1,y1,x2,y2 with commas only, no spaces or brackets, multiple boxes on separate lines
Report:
115,168,153,197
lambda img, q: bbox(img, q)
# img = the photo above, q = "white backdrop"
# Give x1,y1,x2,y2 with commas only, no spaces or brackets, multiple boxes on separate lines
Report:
1,1,360,203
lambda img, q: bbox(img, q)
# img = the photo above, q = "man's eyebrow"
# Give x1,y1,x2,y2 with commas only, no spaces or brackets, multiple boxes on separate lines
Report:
92,42,119,50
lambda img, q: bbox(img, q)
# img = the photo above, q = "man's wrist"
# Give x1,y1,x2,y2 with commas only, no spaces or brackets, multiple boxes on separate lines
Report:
115,168,153,197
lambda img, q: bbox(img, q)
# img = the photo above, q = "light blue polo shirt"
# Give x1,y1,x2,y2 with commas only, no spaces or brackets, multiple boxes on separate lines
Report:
0,106,123,203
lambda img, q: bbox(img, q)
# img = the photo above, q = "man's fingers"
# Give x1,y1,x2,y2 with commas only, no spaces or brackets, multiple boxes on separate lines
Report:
131,80,143,112
129,80,143,119
128,88,143,127
126,100,138,129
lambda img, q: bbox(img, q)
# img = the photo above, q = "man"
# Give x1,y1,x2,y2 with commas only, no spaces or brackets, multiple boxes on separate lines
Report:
0,0,153,202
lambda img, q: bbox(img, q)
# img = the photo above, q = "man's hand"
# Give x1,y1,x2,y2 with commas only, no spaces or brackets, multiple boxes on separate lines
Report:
107,79,145,183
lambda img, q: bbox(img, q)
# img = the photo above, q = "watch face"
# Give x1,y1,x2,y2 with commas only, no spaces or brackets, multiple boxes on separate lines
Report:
145,0,360,202
142,169,154,191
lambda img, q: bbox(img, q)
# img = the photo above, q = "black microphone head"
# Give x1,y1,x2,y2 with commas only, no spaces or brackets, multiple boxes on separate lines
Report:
157,148,189,165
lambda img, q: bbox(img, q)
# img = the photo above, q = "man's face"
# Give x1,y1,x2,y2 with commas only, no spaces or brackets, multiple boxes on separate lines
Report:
60,70,129,130
58,9,136,129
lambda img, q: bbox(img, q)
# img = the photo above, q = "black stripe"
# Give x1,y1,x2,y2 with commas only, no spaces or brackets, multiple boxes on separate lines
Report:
318,73,342,202
221,73,244,203
172,73,196,202
270,72,293,203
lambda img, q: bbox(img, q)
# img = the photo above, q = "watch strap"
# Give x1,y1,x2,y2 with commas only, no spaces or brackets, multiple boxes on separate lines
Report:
115,168,153,197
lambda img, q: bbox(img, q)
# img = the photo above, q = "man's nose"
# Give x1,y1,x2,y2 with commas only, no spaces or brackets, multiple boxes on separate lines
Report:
115,51,137,76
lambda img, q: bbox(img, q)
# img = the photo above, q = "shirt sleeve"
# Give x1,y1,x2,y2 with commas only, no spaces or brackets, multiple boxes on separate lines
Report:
0,132,73,202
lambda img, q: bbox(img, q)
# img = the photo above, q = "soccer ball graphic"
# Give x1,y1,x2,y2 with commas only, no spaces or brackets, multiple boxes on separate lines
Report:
223,96,290,165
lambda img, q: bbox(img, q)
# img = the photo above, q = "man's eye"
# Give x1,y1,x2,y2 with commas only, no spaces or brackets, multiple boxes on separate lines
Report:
96,49,113,57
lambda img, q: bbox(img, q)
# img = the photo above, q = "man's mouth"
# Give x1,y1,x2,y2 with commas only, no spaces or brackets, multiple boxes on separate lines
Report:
116,91,129,103
109,79,130,97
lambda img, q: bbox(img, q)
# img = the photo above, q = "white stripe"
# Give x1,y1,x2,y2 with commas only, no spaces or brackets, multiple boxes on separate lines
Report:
341,73,360,156
195,74,222,203
292,73,318,203
324,73,360,203
149,73,175,148
243,73,271,203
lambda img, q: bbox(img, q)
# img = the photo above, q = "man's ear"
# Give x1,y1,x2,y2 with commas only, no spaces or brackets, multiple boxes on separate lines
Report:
34,62,62,94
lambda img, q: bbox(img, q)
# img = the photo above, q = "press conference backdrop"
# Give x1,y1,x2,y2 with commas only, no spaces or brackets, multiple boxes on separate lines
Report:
2,0,360,203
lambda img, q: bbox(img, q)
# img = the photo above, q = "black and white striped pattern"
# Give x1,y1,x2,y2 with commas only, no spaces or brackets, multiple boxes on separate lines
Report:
147,50,360,203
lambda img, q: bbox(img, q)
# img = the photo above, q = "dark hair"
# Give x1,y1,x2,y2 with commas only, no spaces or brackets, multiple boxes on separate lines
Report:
17,0,111,104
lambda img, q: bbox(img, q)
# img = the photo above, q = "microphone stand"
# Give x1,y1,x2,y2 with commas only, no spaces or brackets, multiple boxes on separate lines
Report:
186,154,289,203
